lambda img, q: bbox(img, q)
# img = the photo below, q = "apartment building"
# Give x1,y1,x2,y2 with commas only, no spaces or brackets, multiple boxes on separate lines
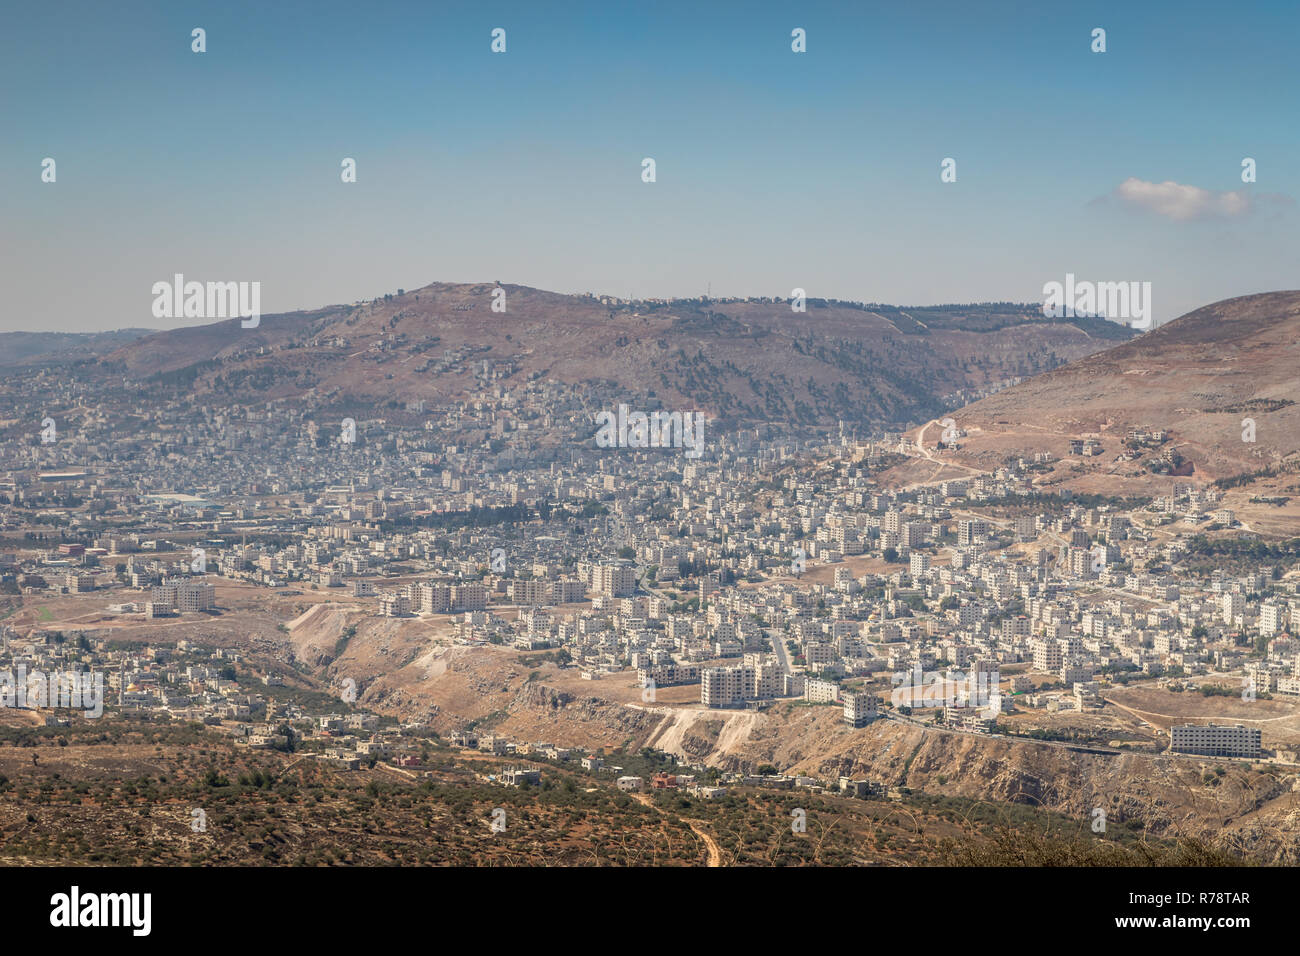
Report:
414,581,452,614
450,582,487,612
1032,638,1063,673
65,572,96,594
805,677,840,704
1221,592,1245,625
151,577,215,612
591,563,636,598
842,691,879,727
701,664,754,708
638,663,701,688
1260,602,1287,636
1169,723,1261,759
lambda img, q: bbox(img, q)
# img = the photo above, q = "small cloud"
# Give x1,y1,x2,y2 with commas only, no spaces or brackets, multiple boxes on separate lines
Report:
1097,175,1289,221
1111,177,1252,221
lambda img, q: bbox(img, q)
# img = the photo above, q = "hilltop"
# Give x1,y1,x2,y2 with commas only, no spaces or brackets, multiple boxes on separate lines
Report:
893,291,1300,527
87,281,1134,431
0,328,152,368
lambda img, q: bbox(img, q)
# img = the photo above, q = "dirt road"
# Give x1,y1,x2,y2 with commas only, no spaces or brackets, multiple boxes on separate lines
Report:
631,792,724,867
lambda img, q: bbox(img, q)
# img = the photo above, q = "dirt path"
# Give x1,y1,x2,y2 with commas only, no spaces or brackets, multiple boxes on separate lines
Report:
276,755,312,778
631,792,724,867
1106,695,1299,728
688,820,723,867
1103,696,1163,731
899,422,983,489
375,762,419,781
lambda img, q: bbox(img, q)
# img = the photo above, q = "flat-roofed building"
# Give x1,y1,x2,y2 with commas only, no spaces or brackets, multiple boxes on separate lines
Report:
842,691,879,727
592,563,636,598
152,577,215,612
450,582,486,611
1170,723,1261,759
1032,638,1062,673
805,677,840,704
701,664,753,708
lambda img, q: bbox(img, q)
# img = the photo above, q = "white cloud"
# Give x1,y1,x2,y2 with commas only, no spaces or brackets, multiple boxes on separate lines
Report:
1111,177,1252,221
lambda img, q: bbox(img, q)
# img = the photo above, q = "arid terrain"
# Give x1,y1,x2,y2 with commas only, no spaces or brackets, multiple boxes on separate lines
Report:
69,284,1136,431
893,291,1300,532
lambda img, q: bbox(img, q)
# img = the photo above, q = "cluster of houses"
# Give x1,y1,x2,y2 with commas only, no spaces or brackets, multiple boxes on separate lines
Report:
3,361,1296,772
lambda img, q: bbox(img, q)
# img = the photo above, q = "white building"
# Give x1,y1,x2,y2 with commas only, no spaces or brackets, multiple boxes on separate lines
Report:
805,677,840,704
1169,723,1261,759
842,691,879,727
702,664,754,708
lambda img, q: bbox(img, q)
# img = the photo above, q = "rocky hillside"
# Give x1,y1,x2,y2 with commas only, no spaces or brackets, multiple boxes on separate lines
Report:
927,290,1300,482
93,282,1135,430
309,618,1300,863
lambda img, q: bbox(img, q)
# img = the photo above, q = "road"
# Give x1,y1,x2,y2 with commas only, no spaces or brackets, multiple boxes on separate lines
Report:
636,567,671,600
767,629,790,673
631,792,724,866
908,421,984,477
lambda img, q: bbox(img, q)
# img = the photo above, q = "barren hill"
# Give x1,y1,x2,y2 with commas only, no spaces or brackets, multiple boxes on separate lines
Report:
899,291,1300,500
95,281,1134,430
0,328,151,367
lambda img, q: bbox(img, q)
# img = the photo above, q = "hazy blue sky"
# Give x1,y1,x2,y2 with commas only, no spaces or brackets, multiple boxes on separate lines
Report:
3,0,1297,332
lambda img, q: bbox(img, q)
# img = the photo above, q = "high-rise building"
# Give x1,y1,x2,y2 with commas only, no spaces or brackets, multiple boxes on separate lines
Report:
152,577,215,612
591,564,636,598
1221,592,1245,625
1032,638,1062,673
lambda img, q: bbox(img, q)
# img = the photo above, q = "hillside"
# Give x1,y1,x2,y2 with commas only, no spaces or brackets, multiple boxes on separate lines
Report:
0,328,151,368
6,713,1216,867
890,291,1300,521
342,641,1300,863
935,290,1300,471
284,610,1300,863
92,282,1134,430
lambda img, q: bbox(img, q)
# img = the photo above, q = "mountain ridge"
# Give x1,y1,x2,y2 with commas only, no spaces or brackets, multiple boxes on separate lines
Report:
890,289,1300,531
87,280,1136,431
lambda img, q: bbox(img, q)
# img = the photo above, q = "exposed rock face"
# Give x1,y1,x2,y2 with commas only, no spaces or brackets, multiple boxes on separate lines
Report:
313,629,1300,858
